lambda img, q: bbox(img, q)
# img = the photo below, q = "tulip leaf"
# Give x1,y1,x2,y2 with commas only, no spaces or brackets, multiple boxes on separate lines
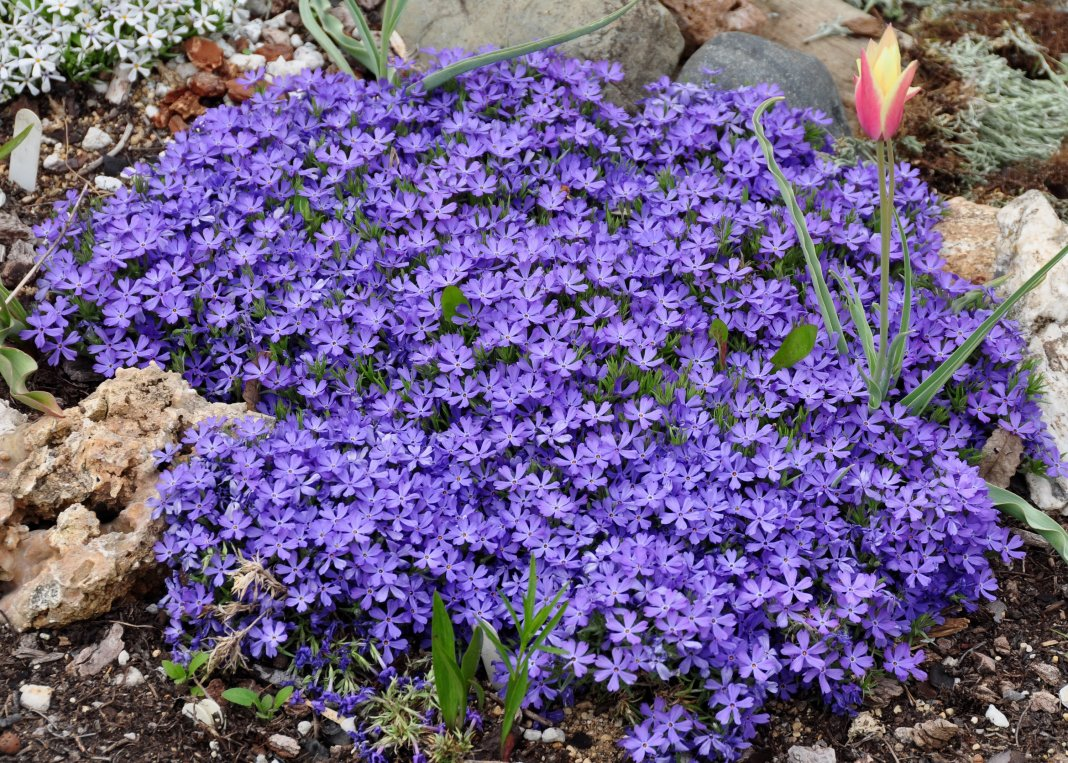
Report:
771,324,817,369
0,346,64,417
441,285,469,325
418,0,639,92
298,0,356,77
752,97,847,356
987,483,1068,564
0,125,32,161
902,241,1068,414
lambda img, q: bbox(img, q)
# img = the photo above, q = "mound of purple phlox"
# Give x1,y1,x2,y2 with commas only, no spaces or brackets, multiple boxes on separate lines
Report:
25,51,1059,761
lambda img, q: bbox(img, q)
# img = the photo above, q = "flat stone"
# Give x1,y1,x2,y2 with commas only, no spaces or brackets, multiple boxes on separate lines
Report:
1033,662,1062,687
0,400,27,438
268,734,300,759
67,622,124,676
188,72,227,98
9,110,42,193
787,744,836,763
395,0,684,105
542,727,565,744
1030,691,1061,713
183,37,224,71
677,32,848,136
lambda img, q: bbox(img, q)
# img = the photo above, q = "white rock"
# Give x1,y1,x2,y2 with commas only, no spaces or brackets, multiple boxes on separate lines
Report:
0,400,27,437
264,11,290,28
297,720,312,737
290,34,303,47
266,58,311,80
995,191,1068,514
267,734,300,758
145,105,160,120
19,684,53,713
293,45,325,68
523,728,543,742
114,666,145,687
218,39,236,58
230,53,267,72
542,727,565,744
175,61,200,81
124,732,137,741
0,189,5,208
1059,685,1068,709
182,698,224,732
9,109,42,193
239,19,264,43
81,126,113,152
94,175,123,192
985,704,1010,728
42,148,65,172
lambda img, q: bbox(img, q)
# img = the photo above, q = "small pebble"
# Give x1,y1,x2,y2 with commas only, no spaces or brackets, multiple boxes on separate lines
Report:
297,720,313,737
267,734,300,759
1058,685,1068,708
0,731,20,755
542,728,565,744
118,650,130,667
985,704,1010,729
94,175,123,192
19,685,53,713
523,728,542,742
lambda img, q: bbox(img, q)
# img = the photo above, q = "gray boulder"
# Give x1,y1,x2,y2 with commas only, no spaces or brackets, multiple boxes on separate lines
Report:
677,32,848,136
394,0,684,105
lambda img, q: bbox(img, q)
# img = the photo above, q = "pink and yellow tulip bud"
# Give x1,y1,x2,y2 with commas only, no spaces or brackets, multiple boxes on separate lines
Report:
854,26,920,141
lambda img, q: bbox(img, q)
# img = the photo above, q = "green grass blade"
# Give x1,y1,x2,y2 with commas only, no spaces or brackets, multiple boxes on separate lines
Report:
298,0,354,76
0,125,32,161
752,97,847,356
988,483,1068,563
901,241,1068,414
418,0,639,92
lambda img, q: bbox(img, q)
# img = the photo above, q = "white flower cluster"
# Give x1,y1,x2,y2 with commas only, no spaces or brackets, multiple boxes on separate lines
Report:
1,0,245,101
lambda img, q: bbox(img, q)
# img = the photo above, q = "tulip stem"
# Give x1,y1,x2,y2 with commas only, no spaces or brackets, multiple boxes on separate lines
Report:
875,139,896,395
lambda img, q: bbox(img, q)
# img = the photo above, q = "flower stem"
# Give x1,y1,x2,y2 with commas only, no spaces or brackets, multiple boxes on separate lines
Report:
876,139,893,391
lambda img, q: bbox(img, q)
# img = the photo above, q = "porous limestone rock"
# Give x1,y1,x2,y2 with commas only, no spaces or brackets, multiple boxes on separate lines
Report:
0,364,265,630
994,191,1068,515
395,0,684,106
936,196,1000,284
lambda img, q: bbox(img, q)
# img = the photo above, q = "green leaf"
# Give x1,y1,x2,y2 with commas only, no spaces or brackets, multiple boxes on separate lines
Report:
752,97,846,356
499,671,528,757
188,652,210,675
0,281,29,323
274,685,295,709
830,271,878,380
887,206,914,382
0,125,32,161
432,592,464,730
460,627,484,688
770,324,817,370
522,557,537,638
418,0,640,92
988,483,1068,563
709,318,728,346
12,390,64,418
342,0,384,77
298,0,355,76
221,687,260,707
161,660,188,682
441,285,469,325
478,620,514,674
902,241,1068,414
0,347,62,416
